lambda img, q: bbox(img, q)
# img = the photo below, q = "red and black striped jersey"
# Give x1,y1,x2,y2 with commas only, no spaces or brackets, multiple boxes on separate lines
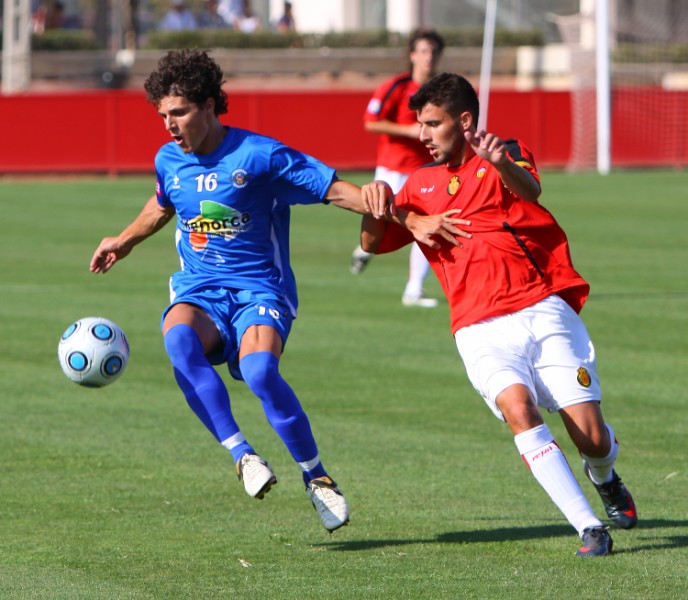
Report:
376,140,590,334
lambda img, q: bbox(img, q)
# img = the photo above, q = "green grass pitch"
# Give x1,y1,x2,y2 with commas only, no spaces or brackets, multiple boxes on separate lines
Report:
1,170,687,599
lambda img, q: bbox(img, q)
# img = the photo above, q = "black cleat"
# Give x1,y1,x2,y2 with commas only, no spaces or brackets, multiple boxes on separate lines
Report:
577,526,613,557
584,464,638,529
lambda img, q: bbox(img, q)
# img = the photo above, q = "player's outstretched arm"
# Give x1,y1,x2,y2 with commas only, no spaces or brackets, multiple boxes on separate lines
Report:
360,213,387,254
360,208,470,253
365,119,420,140
90,195,175,274
357,178,471,251
464,129,541,202
396,209,470,249
326,179,392,218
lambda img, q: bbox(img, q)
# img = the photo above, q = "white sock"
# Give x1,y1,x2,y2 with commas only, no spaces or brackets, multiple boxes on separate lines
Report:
298,455,321,472
353,244,372,259
221,432,246,451
515,424,602,536
404,243,430,297
581,424,618,485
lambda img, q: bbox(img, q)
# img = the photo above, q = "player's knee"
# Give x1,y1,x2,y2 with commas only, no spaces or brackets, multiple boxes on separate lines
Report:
240,351,279,397
577,425,614,458
164,324,200,365
496,384,543,433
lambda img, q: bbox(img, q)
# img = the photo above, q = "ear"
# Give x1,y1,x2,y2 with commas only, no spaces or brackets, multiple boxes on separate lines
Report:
459,111,473,132
204,97,216,114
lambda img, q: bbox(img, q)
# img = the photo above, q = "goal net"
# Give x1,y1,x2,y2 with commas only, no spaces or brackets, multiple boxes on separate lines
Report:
553,0,688,171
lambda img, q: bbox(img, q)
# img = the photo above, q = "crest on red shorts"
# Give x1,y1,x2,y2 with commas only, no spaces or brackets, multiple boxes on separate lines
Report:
577,367,591,387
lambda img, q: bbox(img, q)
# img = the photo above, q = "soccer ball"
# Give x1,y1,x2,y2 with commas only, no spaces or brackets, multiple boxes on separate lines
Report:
58,317,129,387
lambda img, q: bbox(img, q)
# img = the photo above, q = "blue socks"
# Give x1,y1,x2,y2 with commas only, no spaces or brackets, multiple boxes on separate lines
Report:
164,326,327,480
240,351,327,481
164,324,253,462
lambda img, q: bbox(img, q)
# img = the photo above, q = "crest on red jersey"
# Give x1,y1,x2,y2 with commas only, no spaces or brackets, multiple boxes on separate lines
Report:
447,175,461,195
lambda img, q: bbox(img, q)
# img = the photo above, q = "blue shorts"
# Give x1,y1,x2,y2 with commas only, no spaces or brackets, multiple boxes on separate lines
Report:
162,272,293,380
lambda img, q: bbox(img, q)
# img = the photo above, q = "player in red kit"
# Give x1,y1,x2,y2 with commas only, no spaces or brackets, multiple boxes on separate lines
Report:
350,28,444,308
359,73,637,557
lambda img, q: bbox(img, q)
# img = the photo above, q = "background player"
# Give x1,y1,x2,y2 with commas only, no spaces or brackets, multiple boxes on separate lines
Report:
358,73,637,557
90,49,394,533
350,28,445,308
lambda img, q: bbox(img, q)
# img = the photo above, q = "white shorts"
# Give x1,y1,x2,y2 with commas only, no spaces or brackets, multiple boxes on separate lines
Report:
454,294,601,422
374,166,409,194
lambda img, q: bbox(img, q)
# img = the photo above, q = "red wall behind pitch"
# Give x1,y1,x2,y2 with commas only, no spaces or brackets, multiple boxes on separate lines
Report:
0,88,684,174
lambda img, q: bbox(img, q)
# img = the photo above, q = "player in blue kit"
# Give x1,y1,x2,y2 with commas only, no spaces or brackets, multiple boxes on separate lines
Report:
89,49,396,532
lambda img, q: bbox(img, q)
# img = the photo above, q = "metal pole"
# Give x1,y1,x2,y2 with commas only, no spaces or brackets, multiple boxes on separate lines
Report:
596,0,611,174
478,0,497,131
2,0,32,94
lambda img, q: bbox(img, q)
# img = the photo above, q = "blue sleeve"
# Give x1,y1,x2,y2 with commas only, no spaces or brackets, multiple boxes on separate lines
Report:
274,184,329,208
154,153,173,209
269,142,337,202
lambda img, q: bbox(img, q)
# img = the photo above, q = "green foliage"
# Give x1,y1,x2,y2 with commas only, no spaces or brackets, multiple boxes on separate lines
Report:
438,26,545,47
614,42,688,63
9,26,542,52
144,28,544,50
0,171,687,598
145,29,302,50
304,29,407,49
31,29,102,51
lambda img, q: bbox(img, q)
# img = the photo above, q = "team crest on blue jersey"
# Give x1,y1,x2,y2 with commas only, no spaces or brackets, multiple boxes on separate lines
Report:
172,174,181,189
447,175,460,195
577,367,591,387
231,169,249,188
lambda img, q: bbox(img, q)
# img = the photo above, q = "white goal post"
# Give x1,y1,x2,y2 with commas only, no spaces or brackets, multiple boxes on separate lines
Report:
2,0,32,94
595,0,611,175
478,0,611,173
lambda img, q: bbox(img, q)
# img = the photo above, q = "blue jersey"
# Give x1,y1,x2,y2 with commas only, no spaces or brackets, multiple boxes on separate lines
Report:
155,126,336,316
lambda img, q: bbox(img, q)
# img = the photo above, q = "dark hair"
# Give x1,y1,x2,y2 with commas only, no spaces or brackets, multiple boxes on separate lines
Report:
409,72,479,124
408,28,445,55
144,49,228,116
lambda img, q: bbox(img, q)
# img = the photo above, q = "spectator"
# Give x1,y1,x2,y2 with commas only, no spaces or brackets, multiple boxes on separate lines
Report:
233,0,261,32
198,0,228,28
216,0,242,26
276,1,295,33
45,1,64,30
159,0,198,31
31,3,47,34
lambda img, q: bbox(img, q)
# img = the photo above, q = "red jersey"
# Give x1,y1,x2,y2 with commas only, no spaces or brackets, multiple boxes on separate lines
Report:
364,73,430,173
376,140,590,334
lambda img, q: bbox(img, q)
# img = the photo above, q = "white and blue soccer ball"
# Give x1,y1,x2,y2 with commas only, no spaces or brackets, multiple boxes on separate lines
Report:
58,317,129,387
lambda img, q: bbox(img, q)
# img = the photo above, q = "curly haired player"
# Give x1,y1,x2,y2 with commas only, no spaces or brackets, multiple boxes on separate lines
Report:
90,49,400,532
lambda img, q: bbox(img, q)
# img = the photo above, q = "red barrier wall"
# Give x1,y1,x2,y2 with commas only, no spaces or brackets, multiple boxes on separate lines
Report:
0,88,685,174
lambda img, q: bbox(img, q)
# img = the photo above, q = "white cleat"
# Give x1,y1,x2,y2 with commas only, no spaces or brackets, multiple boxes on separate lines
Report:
236,454,277,499
402,291,439,308
306,476,350,532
